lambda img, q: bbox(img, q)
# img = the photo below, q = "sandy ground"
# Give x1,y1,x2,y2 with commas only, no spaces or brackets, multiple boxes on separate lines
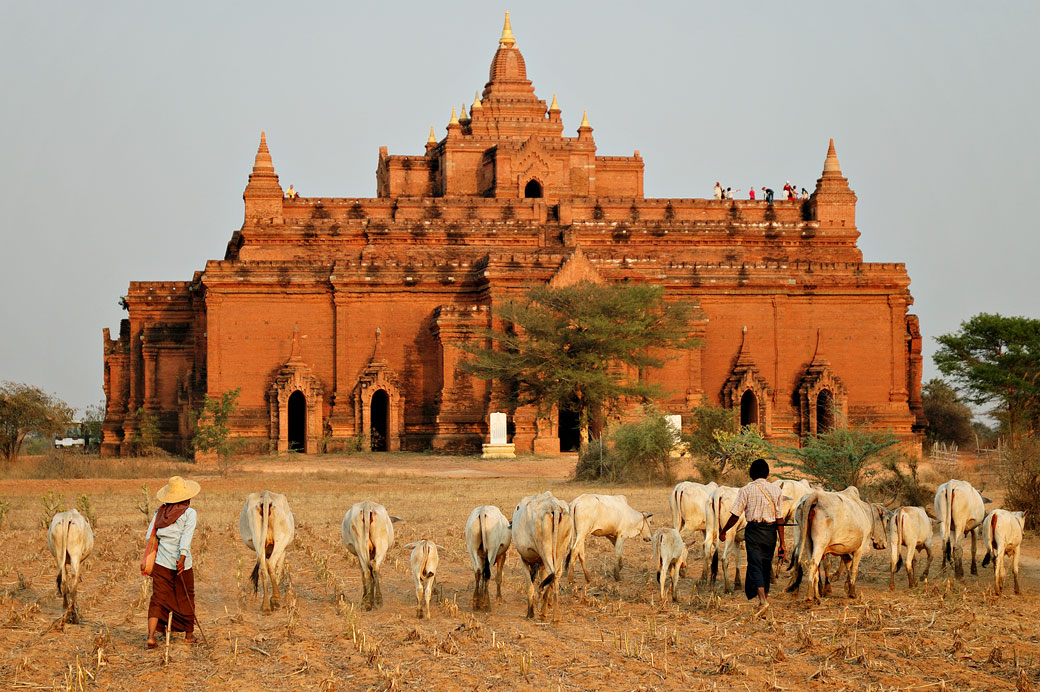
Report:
0,452,1037,691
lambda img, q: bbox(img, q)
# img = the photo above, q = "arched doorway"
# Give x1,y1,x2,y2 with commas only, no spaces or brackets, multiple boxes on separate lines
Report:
558,400,581,452
288,391,306,452
816,389,834,434
524,179,543,198
370,389,389,452
740,390,759,427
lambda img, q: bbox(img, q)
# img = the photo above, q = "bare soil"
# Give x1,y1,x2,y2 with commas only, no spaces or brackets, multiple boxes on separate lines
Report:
1,452,1037,691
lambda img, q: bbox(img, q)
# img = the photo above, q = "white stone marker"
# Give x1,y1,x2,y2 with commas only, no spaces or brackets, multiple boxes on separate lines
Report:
665,414,686,457
482,412,516,459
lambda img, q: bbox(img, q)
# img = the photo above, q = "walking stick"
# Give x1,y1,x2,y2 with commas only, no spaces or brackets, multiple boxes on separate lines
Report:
173,569,209,647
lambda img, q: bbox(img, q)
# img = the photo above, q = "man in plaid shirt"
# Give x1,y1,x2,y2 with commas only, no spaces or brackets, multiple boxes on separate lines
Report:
719,458,786,611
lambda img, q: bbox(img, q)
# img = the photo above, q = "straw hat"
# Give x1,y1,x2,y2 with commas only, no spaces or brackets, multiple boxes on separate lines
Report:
156,476,201,504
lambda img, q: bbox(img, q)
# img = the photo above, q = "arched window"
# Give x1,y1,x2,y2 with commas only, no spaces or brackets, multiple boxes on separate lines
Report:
524,179,543,198
740,390,759,427
370,389,389,452
288,391,306,452
816,389,834,434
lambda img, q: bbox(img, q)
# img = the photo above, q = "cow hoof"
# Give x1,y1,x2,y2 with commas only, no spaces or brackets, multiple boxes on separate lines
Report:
971,566,978,576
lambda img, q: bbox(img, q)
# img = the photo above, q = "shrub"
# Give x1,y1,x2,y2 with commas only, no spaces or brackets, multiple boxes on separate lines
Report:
869,453,935,506
192,388,241,477
776,426,901,490
682,404,737,459
573,410,678,484
711,426,771,475
999,436,1040,530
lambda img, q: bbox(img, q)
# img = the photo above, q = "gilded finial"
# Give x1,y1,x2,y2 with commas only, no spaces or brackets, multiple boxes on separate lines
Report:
471,92,482,111
580,110,590,128
549,93,560,111
460,103,469,120
449,107,459,126
428,126,436,144
499,11,515,47
823,137,842,175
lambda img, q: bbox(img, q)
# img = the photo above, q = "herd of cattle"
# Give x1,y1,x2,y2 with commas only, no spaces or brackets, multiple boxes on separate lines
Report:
41,478,1028,624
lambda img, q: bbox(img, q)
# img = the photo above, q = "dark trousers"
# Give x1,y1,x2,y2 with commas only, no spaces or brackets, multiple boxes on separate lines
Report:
148,565,195,633
743,521,777,601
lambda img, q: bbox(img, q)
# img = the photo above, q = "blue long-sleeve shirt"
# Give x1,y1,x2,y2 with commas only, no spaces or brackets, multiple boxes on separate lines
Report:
145,507,197,571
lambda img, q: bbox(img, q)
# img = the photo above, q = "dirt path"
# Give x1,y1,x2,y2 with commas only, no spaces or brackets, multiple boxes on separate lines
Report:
0,455,1037,691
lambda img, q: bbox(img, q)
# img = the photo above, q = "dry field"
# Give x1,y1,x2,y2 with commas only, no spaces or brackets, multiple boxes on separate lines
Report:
0,453,1038,692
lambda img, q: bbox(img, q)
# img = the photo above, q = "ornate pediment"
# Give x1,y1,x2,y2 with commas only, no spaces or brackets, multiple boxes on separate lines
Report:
797,329,848,435
720,326,772,429
549,246,604,287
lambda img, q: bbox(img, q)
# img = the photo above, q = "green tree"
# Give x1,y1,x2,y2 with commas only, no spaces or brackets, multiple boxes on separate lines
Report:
574,408,679,484
0,382,74,464
934,313,1040,442
775,426,901,490
461,281,699,447
921,378,975,448
681,402,738,460
711,426,771,475
81,400,106,453
192,388,241,475
131,407,160,455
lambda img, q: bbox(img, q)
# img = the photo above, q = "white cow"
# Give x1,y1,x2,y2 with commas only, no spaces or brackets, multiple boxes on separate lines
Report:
788,487,887,602
341,501,398,610
567,494,652,582
981,509,1026,596
652,527,687,605
238,490,295,613
886,505,935,590
702,485,745,592
934,479,987,578
47,509,94,624
669,481,717,569
404,539,444,618
511,491,574,621
465,505,512,611
775,479,813,566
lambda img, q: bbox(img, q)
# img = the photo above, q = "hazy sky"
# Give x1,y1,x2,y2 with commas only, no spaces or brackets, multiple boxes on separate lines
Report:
1,1,1038,414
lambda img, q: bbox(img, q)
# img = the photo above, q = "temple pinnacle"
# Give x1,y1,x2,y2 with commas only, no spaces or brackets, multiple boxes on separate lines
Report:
549,93,560,111
252,130,274,172
471,92,482,111
823,138,842,175
580,110,590,128
449,107,459,126
428,126,436,144
499,11,515,47
460,103,469,120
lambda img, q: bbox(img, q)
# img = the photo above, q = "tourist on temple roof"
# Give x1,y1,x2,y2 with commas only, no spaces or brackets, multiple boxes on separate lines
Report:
713,182,723,200
762,187,774,203
286,184,298,200
748,187,756,200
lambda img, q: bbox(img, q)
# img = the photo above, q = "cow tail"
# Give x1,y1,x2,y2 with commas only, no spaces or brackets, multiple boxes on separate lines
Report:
672,486,683,532
421,541,434,579
894,510,904,573
539,505,562,588
477,511,492,580
944,486,955,563
982,513,997,567
564,503,576,574
709,496,720,579
260,491,271,583
55,517,71,596
798,494,819,567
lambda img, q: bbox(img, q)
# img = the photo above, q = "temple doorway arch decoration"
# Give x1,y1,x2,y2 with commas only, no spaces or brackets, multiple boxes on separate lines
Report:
524,179,543,198
268,330,325,455
354,331,405,452
797,330,849,436
721,327,771,432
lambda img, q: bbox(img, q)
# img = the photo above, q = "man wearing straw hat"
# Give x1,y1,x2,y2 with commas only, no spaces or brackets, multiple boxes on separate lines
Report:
144,476,200,648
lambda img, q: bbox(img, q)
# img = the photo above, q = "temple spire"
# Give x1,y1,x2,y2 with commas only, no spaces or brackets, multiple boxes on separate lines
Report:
549,93,560,112
252,131,275,174
427,126,437,144
499,11,515,47
243,130,283,223
580,110,590,128
471,92,482,111
823,138,842,176
449,107,459,126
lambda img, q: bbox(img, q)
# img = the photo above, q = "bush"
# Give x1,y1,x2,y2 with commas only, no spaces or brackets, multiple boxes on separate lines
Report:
869,453,935,506
682,404,737,459
573,410,678,484
712,426,771,474
1000,436,1040,530
776,426,901,490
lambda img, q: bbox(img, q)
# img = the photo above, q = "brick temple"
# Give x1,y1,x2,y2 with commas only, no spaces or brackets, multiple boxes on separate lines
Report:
101,14,925,458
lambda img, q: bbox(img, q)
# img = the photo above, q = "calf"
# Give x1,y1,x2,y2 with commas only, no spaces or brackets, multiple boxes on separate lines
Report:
702,485,745,592
567,493,652,582
341,501,399,610
669,481,717,574
788,487,887,602
238,490,295,613
981,509,1026,596
511,491,574,621
886,506,934,590
47,509,94,624
652,527,687,606
934,479,987,578
465,505,512,611
404,540,444,618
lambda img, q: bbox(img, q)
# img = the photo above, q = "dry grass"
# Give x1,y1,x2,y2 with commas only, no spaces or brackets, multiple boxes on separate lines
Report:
0,453,1036,691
